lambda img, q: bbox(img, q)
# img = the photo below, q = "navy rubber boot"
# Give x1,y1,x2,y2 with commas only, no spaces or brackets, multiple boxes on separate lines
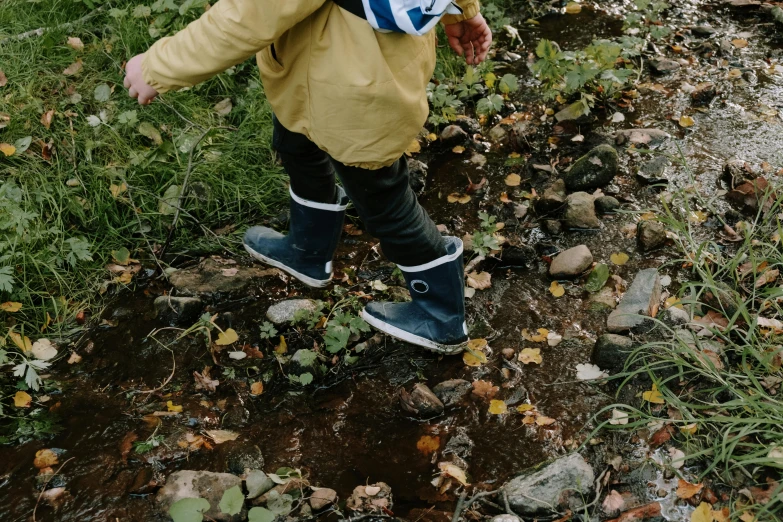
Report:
243,187,349,288
361,236,468,354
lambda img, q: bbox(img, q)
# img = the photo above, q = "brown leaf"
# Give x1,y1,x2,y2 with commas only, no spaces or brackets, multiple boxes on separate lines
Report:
344,224,363,236
193,368,219,392
466,271,491,290
676,479,703,499
119,432,139,464
63,60,83,76
416,435,440,455
471,380,499,399
749,478,779,505
67,37,84,51
606,502,661,522
693,310,729,330
649,424,675,447
0,69,7,87
33,449,59,469
466,177,487,194
755,268,779,288
602,490,625,513
41,110,55,130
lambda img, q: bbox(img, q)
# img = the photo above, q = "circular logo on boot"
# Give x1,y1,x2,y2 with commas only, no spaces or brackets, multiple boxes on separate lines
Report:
410,280,429,294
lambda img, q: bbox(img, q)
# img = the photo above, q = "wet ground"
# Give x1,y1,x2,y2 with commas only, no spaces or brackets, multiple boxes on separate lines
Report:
2,1,783,520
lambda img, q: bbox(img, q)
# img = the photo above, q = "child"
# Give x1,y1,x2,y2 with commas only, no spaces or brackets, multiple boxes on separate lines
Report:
124,0,492,354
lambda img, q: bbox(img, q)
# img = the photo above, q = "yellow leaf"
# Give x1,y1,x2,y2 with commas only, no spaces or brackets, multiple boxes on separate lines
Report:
610,252,630,266
467,338,488,351
508,152,521,158
535,415,556,426
447,193,471,204
438,462,469,485
34,448,59,468
275,335,287,354
426,133,437,142
712,508,730,522
0,302,22,312
680,423,698,435
14,391,32,408
463,349,487,367
565,2,582,14
9,331,32,353
691,502,713,522
40,312,51,332
739,513,756,522
405,139,421,155
518,348,542,365
679,115,695,128
250,382,264,395
466,271,492,290
549,281,565,298
488,400,508,414
505,173,521,186
452,145,465,154
416,435,440,455
0,143,16,156
166,400,183,412
665,296,683,309
215,328,239,345
109,182,127,198
522,415,536,424
731,38,748,49
516,404,535,413
522,328,549,343
483,72,496,89
643,383,665,404
689,210,708,224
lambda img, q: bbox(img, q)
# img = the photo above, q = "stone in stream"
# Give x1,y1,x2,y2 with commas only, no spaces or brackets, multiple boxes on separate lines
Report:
505,453,595,516
266,298,317,324
649,58,681,73
594,196,620,214
591,333,634,372
157,470,245,522
607,269,662,333
169,258,282,296
614,128,671,148
636,156,671,184
543,219,563,235
549,245,593,278
691,82,717,106
562,144,619,191
310,488,338,510
399,383,444,417
535,179,567,214
154,296,203,325
492,515,522,522
439,124,468,145
432,379,472,407
564,192,600,229
637,221,667,251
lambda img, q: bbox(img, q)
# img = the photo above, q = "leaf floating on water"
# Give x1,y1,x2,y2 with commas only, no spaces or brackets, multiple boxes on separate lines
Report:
447,193,471,204
522,328,548,343
549,281,565,297
505,173,521,186
488,399,508,414
610,252,630,266
215,328,239,345
642,383,665,404
676,479,704,500
679,115,695,128
518,348,542,365
416,435,440,455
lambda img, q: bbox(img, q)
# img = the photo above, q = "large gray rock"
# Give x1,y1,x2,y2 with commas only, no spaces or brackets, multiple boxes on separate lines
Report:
505,453,595,516
157,470,244,522
549,245,593,278
246,470,275,499
266,299,317,324
637,221,667,251
564,192,600,229
562,144,619,191
154,296,203,325
592,334,634,372
607,269,662,333
170,258,281,296
615,128,671,148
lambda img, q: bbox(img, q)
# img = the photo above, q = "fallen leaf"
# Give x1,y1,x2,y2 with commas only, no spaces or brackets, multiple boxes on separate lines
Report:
488,399,508,414
447,193,471,204
67,352,82,364
0,143,16,156
691,502,713,522
680,423,698,435
205,429,240,444
565,2,582,13
466,271,491,290
0,302,22,312
40,110,55,130
34,449,59,468
610,252,630,265
465,176,487,194
505,173,522,186
732,38,749,48
518,348,542,365
755,268,779,288
193,369,219,392
109,182,127,198
275,335,287,354
213,98,232,116
463,348,487,367
549,281,565,297
602,490,625,513
67,36,84,51
31,339,58,361
63,60,83,76
669,447,686,469
405,139,421,155
472,380,499,399
679,115,695,128
14,391,32,408
516,404,535,413
535,415,556,426
215,328,239,345
499,192,511,203
438,462,469,485
452,145,465,154
426,133,437,142
677,479,704,500
609,408,629,425
576,363,608,380
643,383,665,404
547,331,562,346
611,111,625,123
522,328,549,342
0,69,6,87
250,382,264,395
9,331,32,353
416,435,440,455
119,432,139,464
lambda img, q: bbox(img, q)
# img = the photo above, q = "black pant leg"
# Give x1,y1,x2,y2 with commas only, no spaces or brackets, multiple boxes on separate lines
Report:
272,116,337,204
331,157,446,266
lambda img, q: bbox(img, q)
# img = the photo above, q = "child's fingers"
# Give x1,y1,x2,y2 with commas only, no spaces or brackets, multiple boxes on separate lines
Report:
448,34,464,56
123,75,131,89
128,87,138,99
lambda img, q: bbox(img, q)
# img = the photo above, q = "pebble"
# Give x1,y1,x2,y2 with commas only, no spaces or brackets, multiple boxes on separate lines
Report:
310,488,338,510
154,296,203,325
637,221,667,251
536,179,567,214
266,299,317,324
562,144,619,191
649,58,681,73
607,269,662,333
432,379,472,407
564,192,600,229
595,196,620,214
440,125,468,145
399,383,444,417
592,334,634,372
549,245,594,278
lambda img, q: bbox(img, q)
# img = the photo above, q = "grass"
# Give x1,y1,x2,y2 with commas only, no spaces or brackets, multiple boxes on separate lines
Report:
598,151,783,520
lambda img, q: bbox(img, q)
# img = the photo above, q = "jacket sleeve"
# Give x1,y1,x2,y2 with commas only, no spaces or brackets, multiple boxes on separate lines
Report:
142,0,327,93
441,0,480,25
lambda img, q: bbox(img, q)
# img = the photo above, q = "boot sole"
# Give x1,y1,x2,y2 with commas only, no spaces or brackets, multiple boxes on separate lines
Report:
243,243,331,289
360,309,466,355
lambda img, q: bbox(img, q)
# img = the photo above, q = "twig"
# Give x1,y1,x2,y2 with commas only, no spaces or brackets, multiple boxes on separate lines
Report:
452,489,499,522
464,255,486,275
1,7,104,45
451,491,468,522
32,457,75,522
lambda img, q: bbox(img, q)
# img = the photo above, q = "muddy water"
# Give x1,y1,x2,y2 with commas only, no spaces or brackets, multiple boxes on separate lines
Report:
3,3,783,521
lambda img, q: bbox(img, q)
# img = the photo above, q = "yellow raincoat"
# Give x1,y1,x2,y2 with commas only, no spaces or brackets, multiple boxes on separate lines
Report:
142,0,480,169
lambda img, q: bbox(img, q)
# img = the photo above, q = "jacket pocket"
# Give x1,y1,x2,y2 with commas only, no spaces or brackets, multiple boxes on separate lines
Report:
261,44,284,73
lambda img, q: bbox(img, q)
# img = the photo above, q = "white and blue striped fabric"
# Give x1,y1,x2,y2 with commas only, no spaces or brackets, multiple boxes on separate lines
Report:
358,0,463,36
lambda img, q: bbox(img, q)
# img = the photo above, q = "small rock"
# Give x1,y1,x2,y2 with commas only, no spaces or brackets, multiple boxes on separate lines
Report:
310,488,338,510
549,245,593,278
266,299,316,324
407,158,428,196
399,383,444,417
170,258,281,296
637,221,667,251
443,427,474,459
222,406,250,429
614,128,671,148
649,58,681,73
289,348,319,376
562,144,619,191
157,471,244,522
492,515,521,522
511,121,535,150
502,348,515,359
500,245,537,267
535,179,567,214
591,334,634,372
246,470,275,499
432,379,471,407
505,453,595,516
721,159,756,189
607,269,662,333
637,156,671,184
543,219,563,235
154,296,203,325
346,483,393,513
488,124,509,144
691,82,717,106
440,125,468,145
692,25,717,36
595,196,620,214
223,444,264,475
564,192,600,229
661,306,690,326
454,116,481,136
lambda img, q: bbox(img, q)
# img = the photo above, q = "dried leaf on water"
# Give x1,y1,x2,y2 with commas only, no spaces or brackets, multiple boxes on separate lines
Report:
549,281,565,297
416,435,440,455
676,479,704,500
472,380,499,399
518,348,542,365
488,400,508,414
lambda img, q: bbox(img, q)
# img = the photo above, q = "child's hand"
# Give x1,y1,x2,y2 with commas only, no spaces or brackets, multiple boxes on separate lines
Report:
444,14,492,65
124,54,159,105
